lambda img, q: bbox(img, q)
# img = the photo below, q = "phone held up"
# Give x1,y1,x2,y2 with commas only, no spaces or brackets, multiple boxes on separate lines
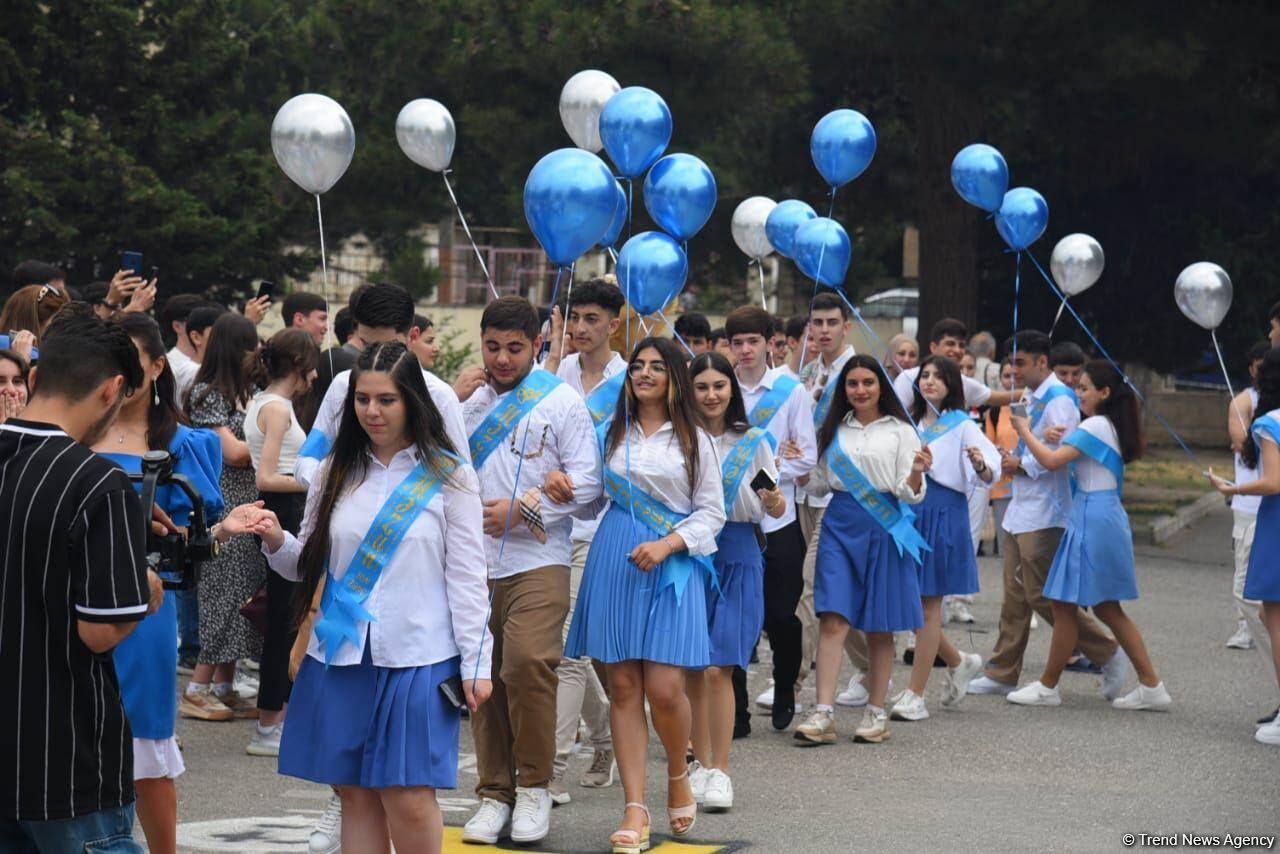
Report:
121,250,143,276
256,280,276,303
749,468,777,494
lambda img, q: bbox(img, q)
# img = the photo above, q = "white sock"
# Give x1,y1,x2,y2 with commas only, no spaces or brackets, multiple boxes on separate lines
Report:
213,681,233,697
185,681,208,696
256,722,275,735
815,704,834,715
868,704,884,715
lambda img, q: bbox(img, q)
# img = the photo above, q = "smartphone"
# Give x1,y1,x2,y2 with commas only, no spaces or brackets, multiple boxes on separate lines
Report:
1010,402,1029,418
1203,471,1235,486
148,265,160,282
256,280,276,302
749,469,778,493
438,672,466,710
121,250,143,276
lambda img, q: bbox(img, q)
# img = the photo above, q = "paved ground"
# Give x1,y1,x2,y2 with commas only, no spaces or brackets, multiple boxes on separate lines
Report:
171,504,1279,853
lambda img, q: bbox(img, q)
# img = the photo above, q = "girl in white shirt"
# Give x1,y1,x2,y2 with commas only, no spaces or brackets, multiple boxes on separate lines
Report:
221,342,493,853
686,352,785,813
795,355,931,746
565,337,726,851
891,356,997,722
1009,360,1171,711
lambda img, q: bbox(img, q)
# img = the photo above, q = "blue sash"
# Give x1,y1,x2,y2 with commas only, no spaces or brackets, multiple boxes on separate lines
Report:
603,466,716,604
720,427,771,515
1063,428,1125,489
468,370,563,468
1015,384,1079,455
919,410,969,446
812,374,839,428
748,375,800,449
824,441,930,564
314,454,460,664
1253,414,1280,451
298,427,333,461
585,371,626,430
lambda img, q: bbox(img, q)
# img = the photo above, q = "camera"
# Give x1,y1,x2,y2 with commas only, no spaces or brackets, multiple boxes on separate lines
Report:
128,450,215,590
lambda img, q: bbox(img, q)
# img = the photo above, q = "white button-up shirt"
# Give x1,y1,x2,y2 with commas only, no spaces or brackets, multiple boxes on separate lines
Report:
921,411,1001,495
265,449,493,677
893,365,992,411
463,371,601,577
738,366,817,529
797,347,855,509
711,428,779,524
805,413,926,505
295,368,470,488
557,352,628,542
167,346,199,409
1003,374,1080,534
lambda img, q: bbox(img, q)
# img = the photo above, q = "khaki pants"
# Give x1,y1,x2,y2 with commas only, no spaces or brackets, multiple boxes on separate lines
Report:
984,528,1118,685
553,541,611,778
473,564,570,803
1232,511,1276,686
796,502,869,693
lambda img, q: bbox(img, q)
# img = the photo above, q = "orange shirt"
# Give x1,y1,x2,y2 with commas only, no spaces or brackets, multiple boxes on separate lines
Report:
985,406,1018,500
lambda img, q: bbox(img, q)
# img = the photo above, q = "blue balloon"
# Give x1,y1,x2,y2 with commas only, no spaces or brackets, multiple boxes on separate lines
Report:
642,153,717,241
599,180,628,248
994,187,1049,251
764,199,818,259
599,87,672,178
951,144,1009,212
523,148,619,267
793,217,851,287
810,109,877,188
616,231,688,315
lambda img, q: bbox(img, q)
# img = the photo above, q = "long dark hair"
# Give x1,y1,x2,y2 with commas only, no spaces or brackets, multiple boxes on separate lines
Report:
603,336,700,494
689,351,750,435
0,350,29,387
816,354,911,456
249,328,319,388
1083,360,1145,464
1242,348,1280,469
117,313,184,451
294,342,459,627
188,313,259,416
909,354,966,424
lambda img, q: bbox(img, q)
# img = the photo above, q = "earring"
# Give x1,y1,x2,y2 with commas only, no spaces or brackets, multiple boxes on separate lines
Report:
153,384,160,406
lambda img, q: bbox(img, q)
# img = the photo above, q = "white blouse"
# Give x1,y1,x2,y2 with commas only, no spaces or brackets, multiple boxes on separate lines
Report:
1072,415,1122,492
921,411,1001,495
711,428,779,524
601,421,727,556
264,448,493,676
804,413,926,505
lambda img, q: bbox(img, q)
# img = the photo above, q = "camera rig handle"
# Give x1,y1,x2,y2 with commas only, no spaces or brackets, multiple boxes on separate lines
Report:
127,450,214,590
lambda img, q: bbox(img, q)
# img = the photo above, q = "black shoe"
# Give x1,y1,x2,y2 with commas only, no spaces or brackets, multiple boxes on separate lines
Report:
902,648,946,667
771,683,796,731
733,717,751,739
1064,655,1102,674
1258,706,1279,726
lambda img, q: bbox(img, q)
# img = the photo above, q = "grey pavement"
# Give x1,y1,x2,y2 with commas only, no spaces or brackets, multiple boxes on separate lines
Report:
172,504,1280,853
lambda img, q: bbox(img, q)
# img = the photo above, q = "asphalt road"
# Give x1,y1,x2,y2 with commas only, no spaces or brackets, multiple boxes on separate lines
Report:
171,504,1279,853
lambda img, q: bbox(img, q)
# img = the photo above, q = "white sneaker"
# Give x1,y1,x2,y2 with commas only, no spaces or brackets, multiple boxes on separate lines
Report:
308,793,342,854
755,681,775,710
548,770,571,806
890,689,929,721
702,769,733,812
233,670,259,701
245,723,282,756
1100,647,1131,700
967,674,1015,696
1030,613,1041,630
1111,682,1172,712
836,672,869,707
1227,620,1255,650
688,760,709,805
943,653,984,708
947,599,976,624
1007,680,1062,706
509,786,552,844
793,709,837,745
1256,719,1280,746
462,797,512,845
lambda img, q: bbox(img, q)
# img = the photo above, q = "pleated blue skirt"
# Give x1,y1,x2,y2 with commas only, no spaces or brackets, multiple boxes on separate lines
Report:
914,478,980,597
565,503,711,668
814,490,924,633
279,643,461,789
114,592,178,740
1244,493,1280,601
706,522,764,669
1044,489,1138,607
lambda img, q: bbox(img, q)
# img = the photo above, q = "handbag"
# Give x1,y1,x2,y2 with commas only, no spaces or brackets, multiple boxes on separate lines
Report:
239,584,269,636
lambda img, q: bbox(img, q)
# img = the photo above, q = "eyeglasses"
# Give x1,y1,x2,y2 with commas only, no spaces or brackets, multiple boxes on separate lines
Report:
36,284,61,303
628,360,668,376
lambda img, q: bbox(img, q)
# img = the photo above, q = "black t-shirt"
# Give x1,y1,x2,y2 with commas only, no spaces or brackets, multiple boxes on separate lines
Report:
0,420,148,820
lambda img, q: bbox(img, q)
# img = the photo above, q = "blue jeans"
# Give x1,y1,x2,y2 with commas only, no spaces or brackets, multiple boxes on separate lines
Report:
176,585,199,658
0,803,140,852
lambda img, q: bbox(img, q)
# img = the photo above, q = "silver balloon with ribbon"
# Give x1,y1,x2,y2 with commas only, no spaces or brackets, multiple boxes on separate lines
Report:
731,196,777,309
559,70,620,153
1176,261,1243,430
1048,233,1104,332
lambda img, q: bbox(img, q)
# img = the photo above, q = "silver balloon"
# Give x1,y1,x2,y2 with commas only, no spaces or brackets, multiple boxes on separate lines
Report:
559,69,620,153
271,94,355,194
1049,233,1105,297
395,99,456,172
731,196,777,259
1175,261,1233,331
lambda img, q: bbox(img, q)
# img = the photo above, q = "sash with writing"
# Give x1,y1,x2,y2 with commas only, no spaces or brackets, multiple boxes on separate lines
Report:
298,427,333,461
1015,384,1079,456
585,371,626,430
748,375,800,448
603,466,716,603
468,370,563,468
1063,428,1125,489
812,373,839,429
720,427,771,515
314,453,460,664
824,441,930,564
920,410,970,446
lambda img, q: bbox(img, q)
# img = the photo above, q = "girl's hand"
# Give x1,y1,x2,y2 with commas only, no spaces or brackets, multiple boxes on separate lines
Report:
778,439,804,460
464,678,493,712
543,470,575,504
1207,467,1236,497
220,501,281,546
288,632,309,681
1009,413,1031,435
8,329,34,362
1043,425,1067,444
757,485,785,517
912,446,933,474
0,394,23,425
630,539,674,571
964,445,988,472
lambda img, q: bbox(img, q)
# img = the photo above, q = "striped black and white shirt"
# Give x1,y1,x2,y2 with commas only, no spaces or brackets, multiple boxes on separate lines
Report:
0,419,148,821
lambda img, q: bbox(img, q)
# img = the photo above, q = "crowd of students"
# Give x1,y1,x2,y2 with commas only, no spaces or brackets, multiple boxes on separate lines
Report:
1,257,1278,854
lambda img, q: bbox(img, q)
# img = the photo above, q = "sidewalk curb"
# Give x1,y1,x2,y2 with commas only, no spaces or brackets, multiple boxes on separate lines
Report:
1146,491,1223,545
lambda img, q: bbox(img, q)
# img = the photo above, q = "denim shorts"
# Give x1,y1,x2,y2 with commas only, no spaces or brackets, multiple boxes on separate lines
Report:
0,802,140,853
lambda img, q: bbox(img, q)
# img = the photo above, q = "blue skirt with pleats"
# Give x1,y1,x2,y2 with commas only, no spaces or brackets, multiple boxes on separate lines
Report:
914,478,980,597
565,503,711,668
706,522,764,669
279,643,461,789
815,490,924,633
1044,489,1138,606
114,592,178,740
1244,493,1280,601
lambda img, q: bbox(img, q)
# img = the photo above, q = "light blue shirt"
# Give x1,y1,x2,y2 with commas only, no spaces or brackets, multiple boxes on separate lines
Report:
1002,374,1080,534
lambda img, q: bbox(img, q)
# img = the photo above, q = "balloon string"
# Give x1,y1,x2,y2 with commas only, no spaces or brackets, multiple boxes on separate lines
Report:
829,288,931,432
442,170,499,301
625,178,634,243
659,309,696,359
1050,296,1068,335
753,259,767,310
1023,249,1200,465
1213,329,1250,436
315,194,328,303
796,188,840,382
558,263,576,363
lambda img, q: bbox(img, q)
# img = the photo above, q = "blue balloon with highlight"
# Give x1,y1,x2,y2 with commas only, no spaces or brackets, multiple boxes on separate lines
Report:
994,187,1049,251
523,148,619,267
951,144,1009,213
616,231,688,315
599,87,673,178
793,217,852,287
810,109,877,188
764,199,818,259
599,180,628,248
643,153,717,241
